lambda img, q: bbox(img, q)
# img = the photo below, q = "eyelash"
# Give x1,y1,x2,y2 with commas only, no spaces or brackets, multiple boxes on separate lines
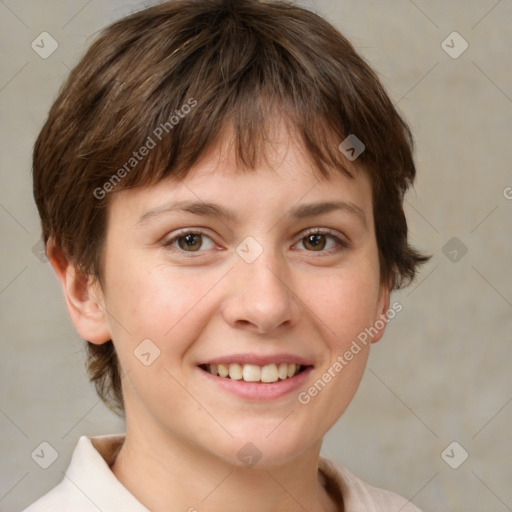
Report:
162,228,349,256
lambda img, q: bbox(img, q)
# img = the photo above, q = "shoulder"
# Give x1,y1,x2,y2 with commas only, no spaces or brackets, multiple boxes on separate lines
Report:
319,455,425,512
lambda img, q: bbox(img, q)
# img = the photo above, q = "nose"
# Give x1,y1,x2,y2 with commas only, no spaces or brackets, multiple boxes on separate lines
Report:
221,244,301,335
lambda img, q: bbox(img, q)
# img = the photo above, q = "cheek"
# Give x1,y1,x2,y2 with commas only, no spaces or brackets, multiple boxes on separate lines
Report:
306,264,382,349
103,260,223,355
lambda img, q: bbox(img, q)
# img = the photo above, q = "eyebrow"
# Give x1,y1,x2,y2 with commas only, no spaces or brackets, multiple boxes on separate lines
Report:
137,200,367,228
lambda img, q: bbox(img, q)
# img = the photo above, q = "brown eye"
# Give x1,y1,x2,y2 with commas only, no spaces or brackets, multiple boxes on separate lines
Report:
177,233,203,251
296,229,347,253
302,233,327,251
164,231,216,253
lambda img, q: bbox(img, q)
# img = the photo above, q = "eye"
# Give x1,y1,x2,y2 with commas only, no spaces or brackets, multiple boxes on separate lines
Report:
295,229,348,253
163,228,349,255
163,230,216,252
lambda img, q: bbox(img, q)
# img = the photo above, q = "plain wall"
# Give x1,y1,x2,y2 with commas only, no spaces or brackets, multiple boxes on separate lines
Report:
1,1,511,511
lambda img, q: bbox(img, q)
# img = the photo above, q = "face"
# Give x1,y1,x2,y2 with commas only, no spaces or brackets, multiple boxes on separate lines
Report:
91,125,390,467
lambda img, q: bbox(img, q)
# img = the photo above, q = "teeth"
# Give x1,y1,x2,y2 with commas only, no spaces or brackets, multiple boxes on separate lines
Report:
218,363,229,378
242,364,261,382
228,363,243,380
204,362,303,382
261,364,278,383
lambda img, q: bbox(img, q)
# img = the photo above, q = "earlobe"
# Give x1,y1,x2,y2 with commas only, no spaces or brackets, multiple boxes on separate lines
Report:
370,282,391,344
48,242,111,345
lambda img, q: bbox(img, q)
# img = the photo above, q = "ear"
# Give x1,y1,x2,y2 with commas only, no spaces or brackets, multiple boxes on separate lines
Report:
48,242,111,345
370,279,392,344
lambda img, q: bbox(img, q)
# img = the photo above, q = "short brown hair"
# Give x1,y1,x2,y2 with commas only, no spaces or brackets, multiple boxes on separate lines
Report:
33,0,429,415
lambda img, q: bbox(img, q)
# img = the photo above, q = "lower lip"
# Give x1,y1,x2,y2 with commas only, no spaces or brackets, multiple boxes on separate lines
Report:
198,366,314,401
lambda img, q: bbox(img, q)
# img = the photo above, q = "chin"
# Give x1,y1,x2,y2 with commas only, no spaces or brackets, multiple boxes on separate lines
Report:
213,428,316,470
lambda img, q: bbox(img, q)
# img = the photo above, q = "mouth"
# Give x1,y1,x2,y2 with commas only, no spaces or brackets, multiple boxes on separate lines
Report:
198,363,310,383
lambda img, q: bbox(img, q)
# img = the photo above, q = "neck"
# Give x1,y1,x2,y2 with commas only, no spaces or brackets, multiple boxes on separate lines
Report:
111,421,337,512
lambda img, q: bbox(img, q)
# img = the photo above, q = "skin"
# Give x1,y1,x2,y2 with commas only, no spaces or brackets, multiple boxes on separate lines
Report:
50,121,390,512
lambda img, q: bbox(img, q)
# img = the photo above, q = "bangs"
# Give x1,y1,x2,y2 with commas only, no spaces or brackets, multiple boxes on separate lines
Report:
82,6,363,194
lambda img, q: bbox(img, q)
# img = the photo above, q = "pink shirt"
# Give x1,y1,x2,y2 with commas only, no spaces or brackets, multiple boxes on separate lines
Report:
23,434,423,511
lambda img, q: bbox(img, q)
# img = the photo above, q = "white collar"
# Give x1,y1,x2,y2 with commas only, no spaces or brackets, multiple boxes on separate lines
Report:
63,434,148,511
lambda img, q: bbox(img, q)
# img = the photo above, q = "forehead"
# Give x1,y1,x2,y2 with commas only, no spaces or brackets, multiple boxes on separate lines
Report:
108,120,374,227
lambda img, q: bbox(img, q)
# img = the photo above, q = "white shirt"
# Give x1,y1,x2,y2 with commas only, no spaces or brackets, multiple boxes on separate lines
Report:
23,434,423,511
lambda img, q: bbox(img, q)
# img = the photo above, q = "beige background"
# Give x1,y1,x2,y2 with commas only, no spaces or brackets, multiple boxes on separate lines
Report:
1,1,511,511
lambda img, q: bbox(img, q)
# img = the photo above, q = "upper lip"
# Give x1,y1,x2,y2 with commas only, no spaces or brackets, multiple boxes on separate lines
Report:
198,353,314,367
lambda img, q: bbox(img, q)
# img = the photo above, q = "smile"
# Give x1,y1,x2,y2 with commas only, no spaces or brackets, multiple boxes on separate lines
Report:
199,363,306,383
